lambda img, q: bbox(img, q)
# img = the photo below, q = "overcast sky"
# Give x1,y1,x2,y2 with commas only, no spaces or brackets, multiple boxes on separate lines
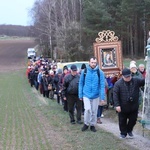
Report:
0,0,36,26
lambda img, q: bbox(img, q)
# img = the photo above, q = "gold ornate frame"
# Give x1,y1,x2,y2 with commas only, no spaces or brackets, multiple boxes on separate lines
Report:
93,30,123,76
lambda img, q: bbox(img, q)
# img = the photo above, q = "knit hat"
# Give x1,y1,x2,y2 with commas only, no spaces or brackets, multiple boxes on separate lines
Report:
130,60,136,65
63,65,68,71
130,63,137,69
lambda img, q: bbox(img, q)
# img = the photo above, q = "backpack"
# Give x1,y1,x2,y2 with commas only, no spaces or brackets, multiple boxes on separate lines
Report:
83,68,100,85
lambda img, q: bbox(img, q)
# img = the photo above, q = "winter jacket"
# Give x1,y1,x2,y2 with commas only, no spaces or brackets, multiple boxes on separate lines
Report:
42,75,53,91
59,73,67,89
53,73,61,93
78,65,105,100
139,69,146,79
62,73,80,96
113,77,145,113
131,71,143,79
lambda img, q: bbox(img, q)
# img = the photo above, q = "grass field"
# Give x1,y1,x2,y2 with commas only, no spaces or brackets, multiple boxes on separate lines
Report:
0,69,139,150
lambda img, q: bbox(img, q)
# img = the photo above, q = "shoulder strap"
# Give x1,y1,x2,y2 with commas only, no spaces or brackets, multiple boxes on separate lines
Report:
83,68,100,85
67,75,74,87
83,68,87,85
84,68,87,78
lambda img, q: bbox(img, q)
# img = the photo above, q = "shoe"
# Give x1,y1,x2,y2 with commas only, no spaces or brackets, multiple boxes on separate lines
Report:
71,120,76,124
90,126,97,132
128,132,134,138
97,118,102,124
81,124,89,131
120,134,126,139
77,120,83,124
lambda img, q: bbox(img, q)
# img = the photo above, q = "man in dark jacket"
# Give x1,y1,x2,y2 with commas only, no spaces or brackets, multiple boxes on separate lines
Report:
59,66,69,111
113,68,145,139
62,65,82,124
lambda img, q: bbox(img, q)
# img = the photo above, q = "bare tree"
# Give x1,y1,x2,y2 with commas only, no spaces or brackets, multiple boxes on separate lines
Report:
31,0,83,60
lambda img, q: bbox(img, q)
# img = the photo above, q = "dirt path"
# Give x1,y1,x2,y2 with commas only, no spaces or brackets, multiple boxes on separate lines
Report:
97,112,150,150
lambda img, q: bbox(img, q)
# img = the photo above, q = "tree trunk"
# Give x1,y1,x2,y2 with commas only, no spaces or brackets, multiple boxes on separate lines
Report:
134,14,138,57
130,24,134,59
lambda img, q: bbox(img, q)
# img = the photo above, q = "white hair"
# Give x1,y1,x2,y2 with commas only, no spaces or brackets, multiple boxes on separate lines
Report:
139,64,145,68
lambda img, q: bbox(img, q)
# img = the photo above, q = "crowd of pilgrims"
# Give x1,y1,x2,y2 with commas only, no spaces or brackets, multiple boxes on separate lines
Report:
26,57,146,124
26,57,69,110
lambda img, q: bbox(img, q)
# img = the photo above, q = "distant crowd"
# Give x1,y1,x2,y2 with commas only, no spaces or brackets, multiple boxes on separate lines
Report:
26,56,146,137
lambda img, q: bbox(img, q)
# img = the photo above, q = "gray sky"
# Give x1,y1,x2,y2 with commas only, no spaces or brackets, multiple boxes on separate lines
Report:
0,0,35,26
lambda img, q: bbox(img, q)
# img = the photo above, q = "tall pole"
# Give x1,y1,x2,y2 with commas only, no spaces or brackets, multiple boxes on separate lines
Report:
142,32,150,130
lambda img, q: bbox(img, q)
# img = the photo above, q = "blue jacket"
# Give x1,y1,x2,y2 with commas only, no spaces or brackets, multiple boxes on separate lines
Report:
78,65,105,100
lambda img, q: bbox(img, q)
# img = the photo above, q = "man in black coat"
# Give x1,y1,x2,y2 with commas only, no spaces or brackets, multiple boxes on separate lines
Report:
62,65,82,124
113,68,145,139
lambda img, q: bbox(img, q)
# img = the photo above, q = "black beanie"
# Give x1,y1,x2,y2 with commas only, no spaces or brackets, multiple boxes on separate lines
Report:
63,65,68,71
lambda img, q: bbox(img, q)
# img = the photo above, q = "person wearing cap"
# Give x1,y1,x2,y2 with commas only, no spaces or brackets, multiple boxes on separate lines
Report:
79,56,105,132
113,68,145,139
62,64,82,124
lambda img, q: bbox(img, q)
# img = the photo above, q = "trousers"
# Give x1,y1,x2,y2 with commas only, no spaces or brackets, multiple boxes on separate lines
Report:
83,97,99,126
67,94,82,122
118,110,138,135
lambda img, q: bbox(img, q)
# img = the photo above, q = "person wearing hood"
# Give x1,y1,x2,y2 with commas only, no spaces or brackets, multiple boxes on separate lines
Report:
79,56,105,132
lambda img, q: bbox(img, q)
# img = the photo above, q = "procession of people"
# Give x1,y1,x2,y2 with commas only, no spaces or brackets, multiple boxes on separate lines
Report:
26,55,146,138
